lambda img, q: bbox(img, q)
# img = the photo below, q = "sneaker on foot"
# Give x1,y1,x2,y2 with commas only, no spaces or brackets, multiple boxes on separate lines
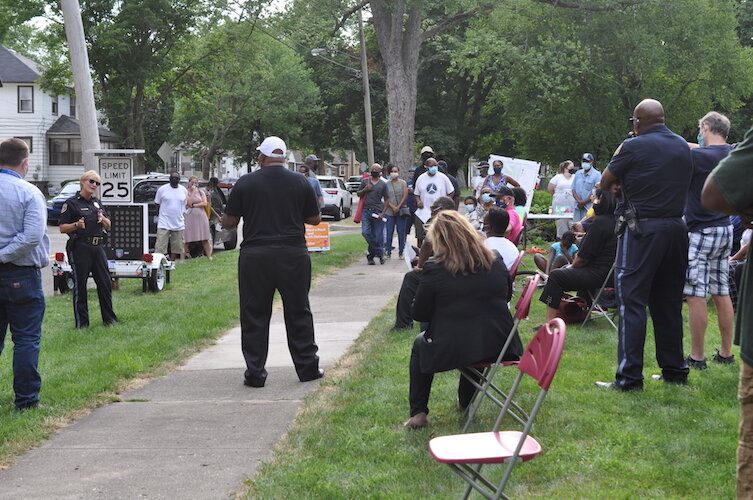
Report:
686,355,707,370
712,350,735,364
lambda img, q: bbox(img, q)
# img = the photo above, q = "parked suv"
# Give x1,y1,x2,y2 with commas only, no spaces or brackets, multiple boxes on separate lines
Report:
133,178,237,251
317,175,352,221
46,181,81,224
346,175,363,193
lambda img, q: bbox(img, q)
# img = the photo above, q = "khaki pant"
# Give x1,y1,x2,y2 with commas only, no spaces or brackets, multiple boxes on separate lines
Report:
739,361,753,499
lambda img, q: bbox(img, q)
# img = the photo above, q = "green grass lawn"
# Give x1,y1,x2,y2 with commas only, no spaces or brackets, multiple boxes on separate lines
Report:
243,256,739,499
0,233,364,467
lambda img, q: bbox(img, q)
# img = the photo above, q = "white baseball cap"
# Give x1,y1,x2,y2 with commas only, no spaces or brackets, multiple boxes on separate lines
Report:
420,146,434,154
256,136,287,159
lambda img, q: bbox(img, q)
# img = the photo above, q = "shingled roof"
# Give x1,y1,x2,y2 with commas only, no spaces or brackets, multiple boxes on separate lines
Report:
0,45,42,83
47,115,118,139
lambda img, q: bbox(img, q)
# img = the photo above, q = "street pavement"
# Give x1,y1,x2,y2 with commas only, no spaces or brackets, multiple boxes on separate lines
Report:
0,232,411,499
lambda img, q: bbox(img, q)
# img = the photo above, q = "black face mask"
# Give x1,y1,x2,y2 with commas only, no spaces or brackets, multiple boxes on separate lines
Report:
371,171,381,178
169,178,180,187
568,169,576,174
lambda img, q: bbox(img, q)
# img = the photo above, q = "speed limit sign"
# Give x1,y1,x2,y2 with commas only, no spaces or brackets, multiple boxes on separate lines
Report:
99,157,133,203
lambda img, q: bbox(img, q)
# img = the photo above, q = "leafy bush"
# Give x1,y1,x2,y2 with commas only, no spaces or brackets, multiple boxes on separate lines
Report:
530,189,552,214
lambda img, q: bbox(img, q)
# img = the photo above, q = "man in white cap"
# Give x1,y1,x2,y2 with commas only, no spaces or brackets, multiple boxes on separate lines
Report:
411,146,436,187
223,136,324,387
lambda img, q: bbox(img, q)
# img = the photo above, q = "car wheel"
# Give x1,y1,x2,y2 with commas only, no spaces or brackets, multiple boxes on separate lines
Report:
148,263,166,292
58,272,73,293
344,205,352,218
224,232,237,250
333,202,343,221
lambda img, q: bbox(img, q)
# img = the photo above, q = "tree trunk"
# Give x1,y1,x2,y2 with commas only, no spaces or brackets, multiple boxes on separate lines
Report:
371,0,422,173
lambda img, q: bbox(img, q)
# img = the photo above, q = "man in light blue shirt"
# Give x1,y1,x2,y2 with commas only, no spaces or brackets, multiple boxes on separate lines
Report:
571,152,602,221
0,137,49,411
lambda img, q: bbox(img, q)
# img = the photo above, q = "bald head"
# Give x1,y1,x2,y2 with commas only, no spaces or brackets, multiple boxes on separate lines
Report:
633,99,665,135
425,158,438,167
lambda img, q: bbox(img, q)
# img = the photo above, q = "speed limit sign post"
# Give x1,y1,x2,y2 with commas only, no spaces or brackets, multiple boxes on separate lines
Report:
99,156,133,203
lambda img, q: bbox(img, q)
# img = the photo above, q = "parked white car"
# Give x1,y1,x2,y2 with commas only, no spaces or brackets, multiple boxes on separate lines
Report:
317,175,352,221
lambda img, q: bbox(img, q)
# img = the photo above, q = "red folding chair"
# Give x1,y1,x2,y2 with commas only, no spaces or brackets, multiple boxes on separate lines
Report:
461,273,540,432
430,318,566,500
508,251,525,279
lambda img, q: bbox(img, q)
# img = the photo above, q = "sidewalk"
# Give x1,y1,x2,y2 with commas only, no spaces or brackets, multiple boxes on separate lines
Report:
0,251,409,499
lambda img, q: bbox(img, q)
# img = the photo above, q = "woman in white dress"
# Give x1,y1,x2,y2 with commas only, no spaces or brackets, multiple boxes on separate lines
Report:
548,160,576,237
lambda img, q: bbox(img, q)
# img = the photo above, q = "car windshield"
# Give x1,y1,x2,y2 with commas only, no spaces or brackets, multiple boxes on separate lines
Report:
348,177,361,182
59,183,80,196
319,179,338,189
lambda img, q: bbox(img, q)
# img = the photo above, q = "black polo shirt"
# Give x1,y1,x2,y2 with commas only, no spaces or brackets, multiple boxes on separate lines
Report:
59,192,109,238
226,165,320,248
686,144,733,232
606,125,692,218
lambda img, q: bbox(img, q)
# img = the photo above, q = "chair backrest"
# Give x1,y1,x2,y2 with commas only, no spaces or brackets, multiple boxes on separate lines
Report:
510,215,526,246
517,318,566,390
508,251,525,278
514,273,540,320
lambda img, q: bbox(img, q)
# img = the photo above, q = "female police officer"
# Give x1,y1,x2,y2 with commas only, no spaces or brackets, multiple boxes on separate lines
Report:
59,170,118,328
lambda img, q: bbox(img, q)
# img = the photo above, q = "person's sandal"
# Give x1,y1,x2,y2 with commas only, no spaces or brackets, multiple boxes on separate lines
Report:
712,350,735,364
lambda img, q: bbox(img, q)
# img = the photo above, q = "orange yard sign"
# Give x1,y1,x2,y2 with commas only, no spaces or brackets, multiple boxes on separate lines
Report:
305,222,330,252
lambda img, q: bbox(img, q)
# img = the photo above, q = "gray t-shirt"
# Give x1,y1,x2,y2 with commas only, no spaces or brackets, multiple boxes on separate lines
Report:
359,178,388,211
384,178,407,216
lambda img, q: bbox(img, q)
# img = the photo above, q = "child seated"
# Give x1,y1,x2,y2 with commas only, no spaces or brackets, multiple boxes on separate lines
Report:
534,231,578,275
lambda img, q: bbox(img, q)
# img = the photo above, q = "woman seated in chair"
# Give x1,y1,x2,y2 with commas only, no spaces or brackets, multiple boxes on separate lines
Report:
404,211,523,429
538,189,617,321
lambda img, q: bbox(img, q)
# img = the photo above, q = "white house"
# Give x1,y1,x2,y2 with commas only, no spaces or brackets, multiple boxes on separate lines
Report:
0,44,118,192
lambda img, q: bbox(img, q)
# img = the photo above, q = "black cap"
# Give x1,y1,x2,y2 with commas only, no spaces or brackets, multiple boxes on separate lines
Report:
495,186,514,197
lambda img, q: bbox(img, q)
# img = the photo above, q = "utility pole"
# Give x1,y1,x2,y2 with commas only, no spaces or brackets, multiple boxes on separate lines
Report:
60,0,100,171
359,9,375,167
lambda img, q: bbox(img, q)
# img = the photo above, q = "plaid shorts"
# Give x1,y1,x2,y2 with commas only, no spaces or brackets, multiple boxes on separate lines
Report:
684,224,732,297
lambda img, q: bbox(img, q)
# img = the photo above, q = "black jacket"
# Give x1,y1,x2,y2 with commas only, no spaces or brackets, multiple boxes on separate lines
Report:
412,255,522,374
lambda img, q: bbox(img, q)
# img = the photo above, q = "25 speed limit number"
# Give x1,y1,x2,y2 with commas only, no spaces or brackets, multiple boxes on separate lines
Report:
99,157,132,203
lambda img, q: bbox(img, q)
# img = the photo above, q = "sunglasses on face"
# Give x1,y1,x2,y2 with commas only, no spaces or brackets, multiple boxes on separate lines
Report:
88,179,101,186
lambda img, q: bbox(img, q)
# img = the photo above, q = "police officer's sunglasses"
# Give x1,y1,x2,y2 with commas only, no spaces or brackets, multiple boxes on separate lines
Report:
87,179,101,186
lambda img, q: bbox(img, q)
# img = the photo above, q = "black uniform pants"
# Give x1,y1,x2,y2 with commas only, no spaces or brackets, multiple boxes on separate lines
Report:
615,219,690,389
68,241,117,328
408,333,479,417
395,270,421,329
238,245,319,382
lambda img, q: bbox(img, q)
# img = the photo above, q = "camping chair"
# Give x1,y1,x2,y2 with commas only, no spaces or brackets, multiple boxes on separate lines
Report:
429,318,567,500
461,273,541,432
581,262,617,330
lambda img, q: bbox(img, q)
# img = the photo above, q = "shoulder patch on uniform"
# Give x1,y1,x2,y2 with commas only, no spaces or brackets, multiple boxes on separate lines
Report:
61,203,67,213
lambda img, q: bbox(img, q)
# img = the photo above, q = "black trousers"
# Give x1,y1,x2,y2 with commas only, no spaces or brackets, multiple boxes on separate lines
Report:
68,241,117,328
615,219,690,389
238,245,319,382
539,265,611,309
395,270,420,329
408,333,480,417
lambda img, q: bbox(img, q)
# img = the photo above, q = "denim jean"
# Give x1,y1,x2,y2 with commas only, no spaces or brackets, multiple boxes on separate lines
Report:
361,209,384,258
0,266,44,408
384,215,408,255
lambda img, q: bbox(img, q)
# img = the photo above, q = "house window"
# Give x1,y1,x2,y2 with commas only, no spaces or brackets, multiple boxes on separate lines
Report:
18,86,33,113
14,137,33,153
49,138,83,165
69,95,76,117
51,96,58,115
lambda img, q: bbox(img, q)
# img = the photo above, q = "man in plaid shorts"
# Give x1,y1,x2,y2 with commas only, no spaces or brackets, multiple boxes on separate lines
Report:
685,111,736,369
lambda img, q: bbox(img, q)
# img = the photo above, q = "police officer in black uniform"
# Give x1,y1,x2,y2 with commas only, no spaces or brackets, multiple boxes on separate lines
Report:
59,170,118,328
597,99,691,391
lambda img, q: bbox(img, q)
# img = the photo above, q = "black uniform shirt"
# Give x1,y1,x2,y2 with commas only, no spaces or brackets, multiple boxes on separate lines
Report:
607,125,692,218
59,192,109,238
225,166,319,249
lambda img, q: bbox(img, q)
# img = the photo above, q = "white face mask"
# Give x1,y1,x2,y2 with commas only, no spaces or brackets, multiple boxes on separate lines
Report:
390,172,399,179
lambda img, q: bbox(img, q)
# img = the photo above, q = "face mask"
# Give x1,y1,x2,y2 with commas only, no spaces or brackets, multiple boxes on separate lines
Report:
465,204,476,213
493,167,502,174
582,162,591,171
499,201,508,209
169,178,180,187
189,183,197,188
697,133,705,147
475,170,480,176
568,168,576,174
481,193,492,203
390,172,399,179
428,166,438,175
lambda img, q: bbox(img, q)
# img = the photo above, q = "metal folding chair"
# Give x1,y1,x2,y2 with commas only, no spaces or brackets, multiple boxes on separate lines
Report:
581,262,617,330
461,273,541,432
429,319,567,500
